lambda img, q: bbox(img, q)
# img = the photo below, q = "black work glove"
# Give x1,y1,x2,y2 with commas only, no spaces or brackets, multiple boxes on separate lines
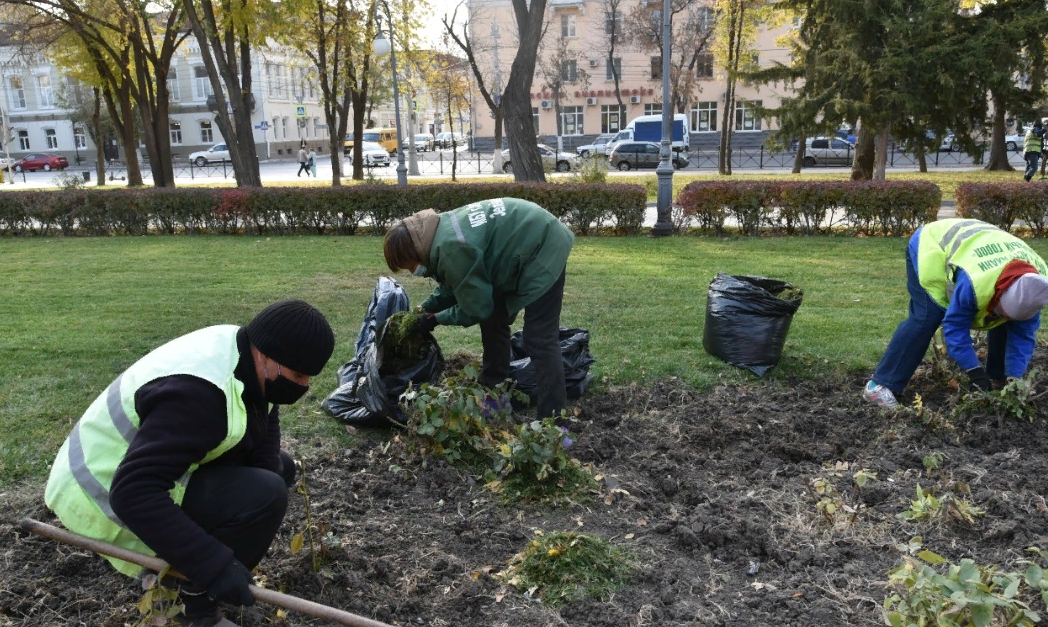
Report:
417,313,438,334
206,558,255,607
966,367,992,393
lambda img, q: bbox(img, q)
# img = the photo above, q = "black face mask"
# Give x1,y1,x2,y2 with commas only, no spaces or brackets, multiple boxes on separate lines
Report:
263,363,309,405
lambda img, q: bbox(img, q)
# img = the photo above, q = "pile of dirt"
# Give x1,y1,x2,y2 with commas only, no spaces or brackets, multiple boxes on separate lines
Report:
3,355,1048,627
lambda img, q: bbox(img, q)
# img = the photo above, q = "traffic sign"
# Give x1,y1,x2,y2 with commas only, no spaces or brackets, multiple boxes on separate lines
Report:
258,120,270,131
412,100,417,111
295,105,307,118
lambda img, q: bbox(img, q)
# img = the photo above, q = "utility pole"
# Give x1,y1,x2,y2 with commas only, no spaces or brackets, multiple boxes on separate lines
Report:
491,21,504,172
651,0,675,236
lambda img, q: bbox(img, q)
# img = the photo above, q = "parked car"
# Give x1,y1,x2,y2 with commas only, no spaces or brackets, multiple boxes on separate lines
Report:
13,152,69,172
607,141,688,171
435,132,468,149
802,137,854,167
1005,132,1022,152
406,133,434,152
0,156,13,171
360,141,391,167
500,144,578,173
188,144,230,166
576,133,617,159
834,126,857,144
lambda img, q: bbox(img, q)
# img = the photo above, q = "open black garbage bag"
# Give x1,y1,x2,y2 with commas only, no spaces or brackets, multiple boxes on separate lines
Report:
322,277,445,426
702,274,802,377
509,327,596,400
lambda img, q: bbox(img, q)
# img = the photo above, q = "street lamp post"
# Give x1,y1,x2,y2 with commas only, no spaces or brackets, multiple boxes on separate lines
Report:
373,3,408,186
651,0,674,236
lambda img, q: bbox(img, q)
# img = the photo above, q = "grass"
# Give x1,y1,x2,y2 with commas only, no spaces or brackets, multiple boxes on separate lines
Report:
4,235,1048,483
3,168,1025,202
500,531,632,605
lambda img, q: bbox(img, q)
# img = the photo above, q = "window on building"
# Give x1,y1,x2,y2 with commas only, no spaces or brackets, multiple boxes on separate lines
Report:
278,65,288,98
193,66,212,100
696,53,714,78
200,120,213,143
17,129,29,150
651,56,662,79
297,116,304,139
74,126,87,149
308,75,315,100
560,13,577,38
560,105,583,135
735,99,762,130
699,7,715,33
44,128,57,149
298,67,306,100
170,121,182,145
282,116,289,139
560,60,577,83
604,14,623,39
691,101,717,132
644,103,662,116
37,75,54,108
167,68,180,101
313,117,320,138
750,53,760,67
532,107,539,133
266,63,274,96
601,104,626,133
606,58,622,81
9,76,26,110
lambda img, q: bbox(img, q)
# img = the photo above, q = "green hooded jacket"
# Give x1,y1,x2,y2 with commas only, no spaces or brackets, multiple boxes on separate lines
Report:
419,198,574,327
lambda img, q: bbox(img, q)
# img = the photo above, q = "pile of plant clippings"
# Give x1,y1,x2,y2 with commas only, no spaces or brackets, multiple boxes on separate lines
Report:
3,353,1048,627
378,311,430,376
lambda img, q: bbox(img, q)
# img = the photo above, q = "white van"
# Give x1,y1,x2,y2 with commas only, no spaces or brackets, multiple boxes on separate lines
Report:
605,114,690,155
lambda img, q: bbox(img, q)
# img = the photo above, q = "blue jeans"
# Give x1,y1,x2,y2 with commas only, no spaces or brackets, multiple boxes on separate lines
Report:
872,249,946,394
1025,152,1041,181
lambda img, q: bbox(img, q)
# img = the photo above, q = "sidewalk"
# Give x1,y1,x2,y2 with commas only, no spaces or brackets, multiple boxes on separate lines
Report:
642,199,959,228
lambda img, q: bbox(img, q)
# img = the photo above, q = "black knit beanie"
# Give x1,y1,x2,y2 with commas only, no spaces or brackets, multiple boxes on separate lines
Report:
245,300,335,376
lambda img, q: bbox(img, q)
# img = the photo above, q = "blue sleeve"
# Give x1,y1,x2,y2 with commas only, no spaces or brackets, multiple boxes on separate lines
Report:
942,270,981,372
1004,315,1040,378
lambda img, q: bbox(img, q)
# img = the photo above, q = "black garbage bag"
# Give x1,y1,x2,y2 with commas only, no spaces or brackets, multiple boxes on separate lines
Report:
322,278,444,426
702,273,802,377
509,327,596,400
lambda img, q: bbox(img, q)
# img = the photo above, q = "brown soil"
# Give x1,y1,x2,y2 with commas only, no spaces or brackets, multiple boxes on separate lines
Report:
3,355,1048,627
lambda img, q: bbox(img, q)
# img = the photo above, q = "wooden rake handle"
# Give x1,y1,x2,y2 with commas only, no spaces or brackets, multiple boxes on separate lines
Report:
20,518,394,627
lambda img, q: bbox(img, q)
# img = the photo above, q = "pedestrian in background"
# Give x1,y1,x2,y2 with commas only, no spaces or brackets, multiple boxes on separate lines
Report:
296,146,310,177
308,146,317,178
1024,120,1044,182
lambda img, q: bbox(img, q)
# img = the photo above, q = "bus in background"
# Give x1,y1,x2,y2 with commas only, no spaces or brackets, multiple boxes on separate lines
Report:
343,132,355,155
362,128,398,154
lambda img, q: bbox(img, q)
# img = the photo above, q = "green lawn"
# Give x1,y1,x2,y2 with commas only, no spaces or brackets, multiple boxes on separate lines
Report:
3,235,1047,484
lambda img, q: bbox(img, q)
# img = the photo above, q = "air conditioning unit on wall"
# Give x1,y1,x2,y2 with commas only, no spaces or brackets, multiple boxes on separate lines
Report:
589,59,599,67
541,99,553,109
630,95,641,104
586,97,597,106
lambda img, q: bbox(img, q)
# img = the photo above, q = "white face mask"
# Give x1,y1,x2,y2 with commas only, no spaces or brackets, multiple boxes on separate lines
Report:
413,264,427,277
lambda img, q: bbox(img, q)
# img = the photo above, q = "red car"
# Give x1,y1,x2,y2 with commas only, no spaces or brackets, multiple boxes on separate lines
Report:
14,153,69,172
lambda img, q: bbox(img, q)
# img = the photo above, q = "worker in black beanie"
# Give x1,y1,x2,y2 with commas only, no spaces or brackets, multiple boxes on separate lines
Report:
45,300,335,627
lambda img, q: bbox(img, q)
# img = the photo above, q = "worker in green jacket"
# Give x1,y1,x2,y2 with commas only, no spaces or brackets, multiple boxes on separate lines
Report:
383,198,574,419
1024,120,1044,182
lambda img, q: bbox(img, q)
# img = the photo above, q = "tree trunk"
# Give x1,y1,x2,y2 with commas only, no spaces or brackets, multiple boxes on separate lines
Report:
105,87,143,187
984,91,1015,171
792,134,806,174
351,90,366,180
851,124,874,180
917,145,928,173
448,95,457,182
92,88,106,186
503,0,547,182
718,82,735,175
873,128,888,180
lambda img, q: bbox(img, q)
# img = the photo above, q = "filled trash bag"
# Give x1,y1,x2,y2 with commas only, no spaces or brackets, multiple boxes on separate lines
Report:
322,278,444,426
509,327,596,400
702,274,802,377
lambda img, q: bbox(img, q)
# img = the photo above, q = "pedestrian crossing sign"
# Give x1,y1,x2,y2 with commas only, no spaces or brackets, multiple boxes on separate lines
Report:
295,106,307,118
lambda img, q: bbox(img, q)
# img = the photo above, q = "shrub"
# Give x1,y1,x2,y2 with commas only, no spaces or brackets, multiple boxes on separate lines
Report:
0,182,647,236
956,183,1048,235
676,180,941,236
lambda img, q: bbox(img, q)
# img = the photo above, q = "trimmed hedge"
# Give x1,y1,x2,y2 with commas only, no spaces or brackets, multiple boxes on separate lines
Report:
676,180,942,236
956,183,1048,235
0,182,648,237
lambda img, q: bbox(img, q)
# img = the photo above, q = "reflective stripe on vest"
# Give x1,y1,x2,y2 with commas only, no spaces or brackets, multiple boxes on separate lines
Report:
67,420,127,529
